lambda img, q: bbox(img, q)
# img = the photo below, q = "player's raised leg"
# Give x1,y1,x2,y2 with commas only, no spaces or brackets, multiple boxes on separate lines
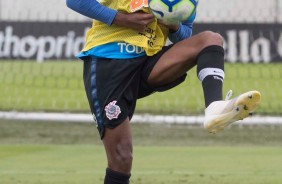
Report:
147,31,261,132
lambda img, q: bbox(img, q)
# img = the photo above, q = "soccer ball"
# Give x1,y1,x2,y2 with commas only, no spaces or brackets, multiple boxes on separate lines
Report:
148,0,198,25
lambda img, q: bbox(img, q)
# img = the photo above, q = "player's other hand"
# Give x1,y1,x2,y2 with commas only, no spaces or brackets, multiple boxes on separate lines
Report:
157,19,180,33
113,12,155,32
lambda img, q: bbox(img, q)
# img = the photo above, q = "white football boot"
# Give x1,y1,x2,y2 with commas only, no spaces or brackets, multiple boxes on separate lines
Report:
204,90,261,133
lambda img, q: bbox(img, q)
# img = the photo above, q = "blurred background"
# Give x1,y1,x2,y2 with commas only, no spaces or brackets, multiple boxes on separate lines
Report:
1,0,282,116
0,1,282,184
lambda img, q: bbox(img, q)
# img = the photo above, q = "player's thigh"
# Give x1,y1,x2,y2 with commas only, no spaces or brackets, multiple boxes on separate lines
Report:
147,31,223,86
83,56,145,138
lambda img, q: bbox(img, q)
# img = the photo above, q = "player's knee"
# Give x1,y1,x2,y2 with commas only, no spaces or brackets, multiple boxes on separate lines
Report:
117,147,133,167
199,31,224,47
108,142,133,172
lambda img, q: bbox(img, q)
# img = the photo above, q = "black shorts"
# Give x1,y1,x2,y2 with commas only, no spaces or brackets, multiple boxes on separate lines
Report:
83,45,187,139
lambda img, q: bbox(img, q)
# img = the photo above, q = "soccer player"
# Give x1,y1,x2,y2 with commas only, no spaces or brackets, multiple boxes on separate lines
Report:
66,0,261,183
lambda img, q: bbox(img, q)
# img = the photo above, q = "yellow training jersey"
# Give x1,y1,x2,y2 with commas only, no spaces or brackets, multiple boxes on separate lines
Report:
82,0,169,56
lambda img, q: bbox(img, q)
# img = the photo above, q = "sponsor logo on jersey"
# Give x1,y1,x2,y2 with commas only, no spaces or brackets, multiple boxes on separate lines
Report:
130,0,148,12
117,42,145,54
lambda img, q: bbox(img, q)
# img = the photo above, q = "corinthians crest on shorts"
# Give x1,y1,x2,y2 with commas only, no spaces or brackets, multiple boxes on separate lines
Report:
104,100,121,120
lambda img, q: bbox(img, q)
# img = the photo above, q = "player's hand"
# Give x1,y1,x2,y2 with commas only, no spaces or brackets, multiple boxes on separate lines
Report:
157,19,180,33
113,12,155,32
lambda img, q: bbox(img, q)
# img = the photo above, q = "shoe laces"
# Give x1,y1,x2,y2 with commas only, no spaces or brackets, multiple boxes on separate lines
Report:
225,90,233,100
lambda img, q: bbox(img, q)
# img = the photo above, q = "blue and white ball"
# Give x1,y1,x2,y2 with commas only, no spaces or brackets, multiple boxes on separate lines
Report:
148,0,198,25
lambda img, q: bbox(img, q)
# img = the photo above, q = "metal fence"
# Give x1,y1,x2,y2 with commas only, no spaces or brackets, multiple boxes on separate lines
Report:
0,0,281,23
1,0,282,117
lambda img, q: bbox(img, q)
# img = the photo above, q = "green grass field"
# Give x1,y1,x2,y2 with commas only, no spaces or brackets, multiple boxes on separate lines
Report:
1,120,282,184
1,61,282,114
1,145,282,184
1,60,282,183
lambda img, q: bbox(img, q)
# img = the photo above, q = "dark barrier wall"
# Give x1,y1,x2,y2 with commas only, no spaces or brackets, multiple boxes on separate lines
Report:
0,22,89,62
193,24,281,63
0,21,281,63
